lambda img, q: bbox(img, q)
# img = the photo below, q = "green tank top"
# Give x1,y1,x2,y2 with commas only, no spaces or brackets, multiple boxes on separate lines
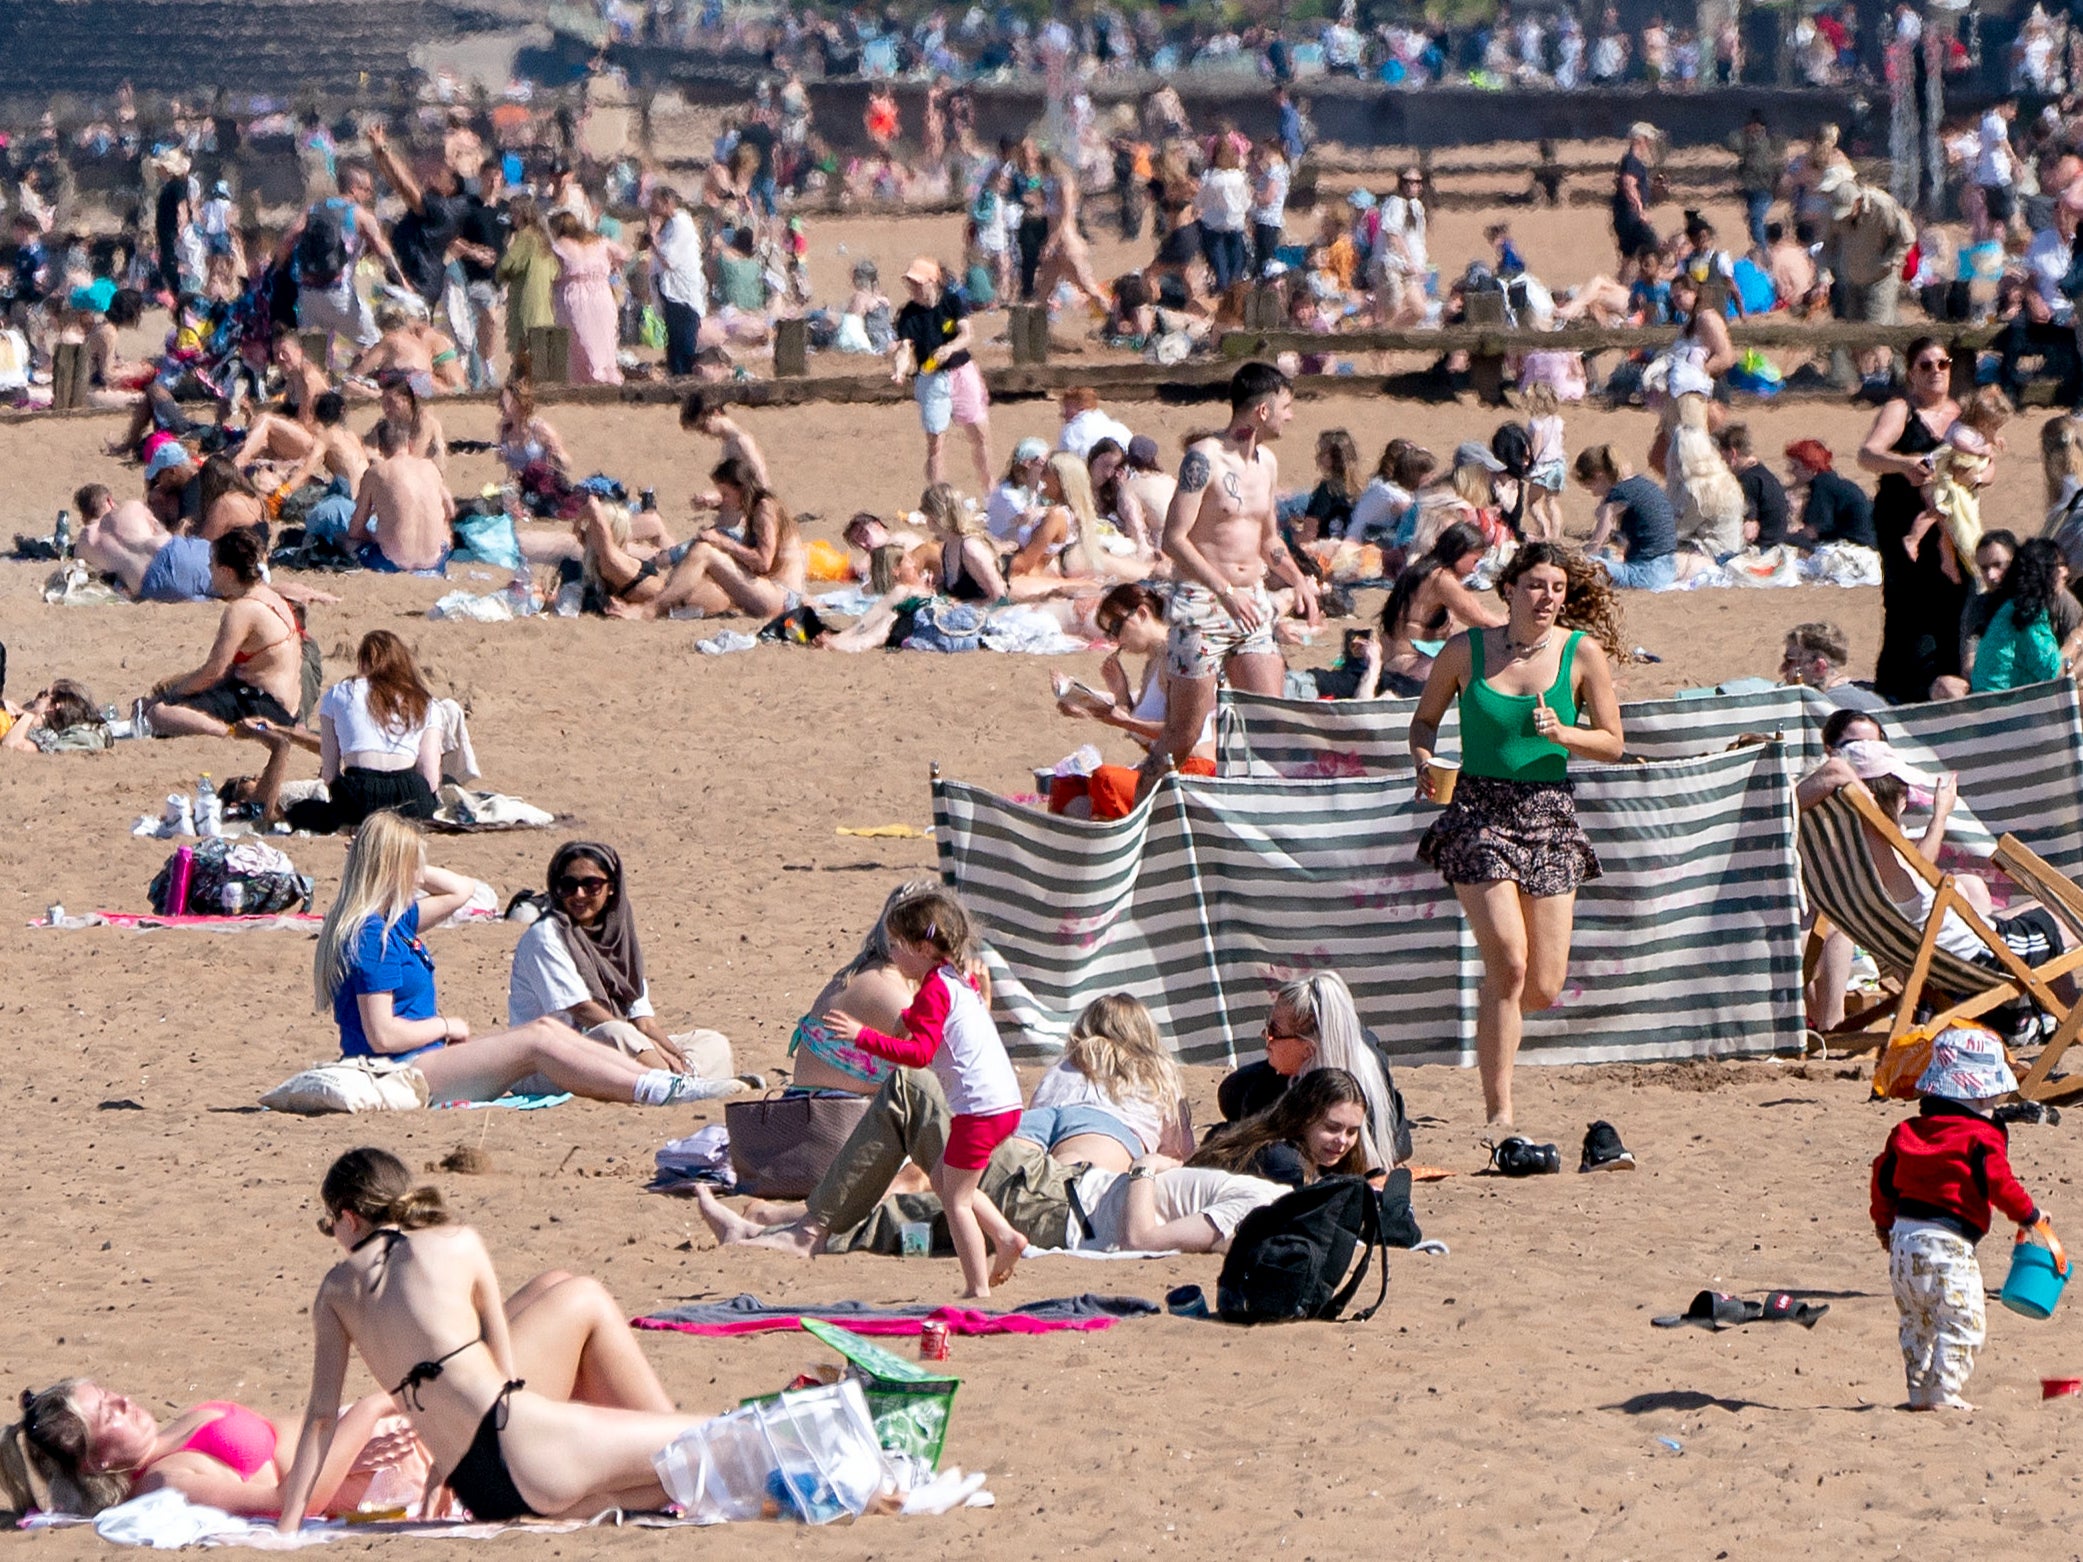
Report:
1458,629,1583,783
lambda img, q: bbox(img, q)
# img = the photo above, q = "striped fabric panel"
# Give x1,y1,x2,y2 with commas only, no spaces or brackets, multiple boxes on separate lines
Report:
934,743,1804,1068
1219,679,2083,869
1795,792,1995,998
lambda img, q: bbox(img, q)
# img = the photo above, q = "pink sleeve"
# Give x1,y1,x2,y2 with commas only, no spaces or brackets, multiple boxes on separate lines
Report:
852,973,948,1070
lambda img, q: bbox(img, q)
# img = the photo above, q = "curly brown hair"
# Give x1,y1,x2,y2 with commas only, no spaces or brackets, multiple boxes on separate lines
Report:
1499,542,1628,662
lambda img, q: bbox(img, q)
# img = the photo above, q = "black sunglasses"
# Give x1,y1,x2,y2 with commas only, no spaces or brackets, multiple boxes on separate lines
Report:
555,874,611,896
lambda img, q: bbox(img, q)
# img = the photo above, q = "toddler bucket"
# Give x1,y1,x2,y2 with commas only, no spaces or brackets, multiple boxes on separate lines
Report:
2001,1240,2069,1320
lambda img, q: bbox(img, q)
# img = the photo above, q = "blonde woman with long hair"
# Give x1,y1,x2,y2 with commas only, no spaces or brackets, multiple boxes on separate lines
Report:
1016,993,1193,1170
920,482,1008,602
314,813,738,1106
1216,971,1410,1168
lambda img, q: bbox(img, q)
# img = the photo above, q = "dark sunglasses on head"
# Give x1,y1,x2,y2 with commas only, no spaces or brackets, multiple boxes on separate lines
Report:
555,875,611,896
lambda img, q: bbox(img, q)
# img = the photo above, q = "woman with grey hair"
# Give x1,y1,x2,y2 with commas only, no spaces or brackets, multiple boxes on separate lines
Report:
1215,971,1411,1168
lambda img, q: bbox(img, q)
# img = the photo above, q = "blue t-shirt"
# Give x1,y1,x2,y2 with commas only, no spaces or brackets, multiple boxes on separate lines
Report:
333,903,442,1060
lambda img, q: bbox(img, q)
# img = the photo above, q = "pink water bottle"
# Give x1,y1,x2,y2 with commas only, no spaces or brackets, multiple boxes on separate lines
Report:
165,846,194,915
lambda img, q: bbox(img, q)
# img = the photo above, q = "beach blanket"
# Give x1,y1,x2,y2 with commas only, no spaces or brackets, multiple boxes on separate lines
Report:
31,911,323,932
1215,678,2083,872
635,1292,1157,1338
431,1092,572,1111
936,741,1805,1066
36,1490,708,1548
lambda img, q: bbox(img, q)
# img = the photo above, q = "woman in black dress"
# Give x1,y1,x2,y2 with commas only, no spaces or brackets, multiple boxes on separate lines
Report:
1858,336,1965,703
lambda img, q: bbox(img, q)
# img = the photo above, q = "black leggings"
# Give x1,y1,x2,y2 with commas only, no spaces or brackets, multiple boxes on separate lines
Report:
283,765,437,835
1017,216,1049,301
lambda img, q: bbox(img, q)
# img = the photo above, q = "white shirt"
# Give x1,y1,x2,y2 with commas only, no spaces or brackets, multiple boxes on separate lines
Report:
908,967,1021,1117
320,678,427,763
1058,407,1135,460
508,916,654,1027
650,208,707,313
985,480,1038,542
1380,194,1427,274
1251,159,1291,230
1347,478,1411,542
1195,168,1251,233
1977,110,2015,188
1028,1059,1172,1155
1069,1165,1286,1251
2025,225,2074,322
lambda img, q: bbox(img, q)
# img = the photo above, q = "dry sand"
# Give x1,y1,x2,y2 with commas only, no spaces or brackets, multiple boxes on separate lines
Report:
3,198,2080,1561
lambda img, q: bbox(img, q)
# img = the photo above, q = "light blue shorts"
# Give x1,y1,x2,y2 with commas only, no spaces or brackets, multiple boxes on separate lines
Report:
1015,1103,1144,1159
1598,551,1678,590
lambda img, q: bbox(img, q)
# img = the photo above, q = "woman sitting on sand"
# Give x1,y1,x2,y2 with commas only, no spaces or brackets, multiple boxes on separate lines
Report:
1191,1067,1374,1189
272,1149,716,1528
495,377,572,482
785,879,940,1093
1049,582,1216,818
281,630,442,836
3,680,111,753
509,840,715,1079
1215,972,1411,1169
1014,993,1192,1172
368,379,447,473
196,455,268,542
1368,523,1508,697
144,531,310,738
1086,439,1160,556
20,1264,688,1521
605,457,806,621
316,813,738,1107
922,481,1008,603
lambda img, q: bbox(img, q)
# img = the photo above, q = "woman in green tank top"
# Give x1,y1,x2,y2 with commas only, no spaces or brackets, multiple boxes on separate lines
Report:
1409,543,1626,1131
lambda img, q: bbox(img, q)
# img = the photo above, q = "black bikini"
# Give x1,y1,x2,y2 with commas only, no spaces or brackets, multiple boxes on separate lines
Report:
355,1229,539,1522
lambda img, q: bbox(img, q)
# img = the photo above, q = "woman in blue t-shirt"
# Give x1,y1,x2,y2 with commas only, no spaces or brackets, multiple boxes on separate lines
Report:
313,813,738,1106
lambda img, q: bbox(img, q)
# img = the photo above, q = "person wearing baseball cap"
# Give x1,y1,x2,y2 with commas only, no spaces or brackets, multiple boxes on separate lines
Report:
891,256,994,494
984,437,1051,544
1873,1021,2063,1409
1820,162,1915,324
143,440,201,532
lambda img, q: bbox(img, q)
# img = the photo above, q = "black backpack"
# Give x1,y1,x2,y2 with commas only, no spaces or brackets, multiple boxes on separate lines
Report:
296,200,352,288
1215,1174,1392,1325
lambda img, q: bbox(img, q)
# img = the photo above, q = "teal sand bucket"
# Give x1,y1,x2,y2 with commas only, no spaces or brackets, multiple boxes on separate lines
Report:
2001,1240,2070,1320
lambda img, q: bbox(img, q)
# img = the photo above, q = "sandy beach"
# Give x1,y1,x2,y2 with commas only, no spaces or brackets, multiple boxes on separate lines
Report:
5,191,2080,1559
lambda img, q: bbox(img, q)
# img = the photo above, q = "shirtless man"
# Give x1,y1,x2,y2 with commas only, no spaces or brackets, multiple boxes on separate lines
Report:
1119,434,1177,554
349,309,463,397
348,421,454,573
76,483,339,608
233,335,333,467
679,389,771,495
290,392,371,494
1146,362,1319,784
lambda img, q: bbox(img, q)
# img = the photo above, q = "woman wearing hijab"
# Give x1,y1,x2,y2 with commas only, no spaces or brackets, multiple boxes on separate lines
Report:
508,842,693,1075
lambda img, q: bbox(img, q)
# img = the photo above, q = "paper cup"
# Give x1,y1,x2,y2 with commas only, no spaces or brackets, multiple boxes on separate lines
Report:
899,1220,933,1257
1427,757,1461,804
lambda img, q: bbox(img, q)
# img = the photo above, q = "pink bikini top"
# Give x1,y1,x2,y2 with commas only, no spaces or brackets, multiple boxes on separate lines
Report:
173,1403,277,1481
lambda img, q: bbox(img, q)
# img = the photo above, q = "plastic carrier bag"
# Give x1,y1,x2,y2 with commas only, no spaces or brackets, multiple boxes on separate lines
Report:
653,1379,885,1525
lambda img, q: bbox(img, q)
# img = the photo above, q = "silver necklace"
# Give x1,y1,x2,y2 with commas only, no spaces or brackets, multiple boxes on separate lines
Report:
1504,630,1553,659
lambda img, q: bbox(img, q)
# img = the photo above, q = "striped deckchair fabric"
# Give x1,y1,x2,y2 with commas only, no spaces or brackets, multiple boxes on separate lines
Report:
1219,678,2083,871
1796,790,1997,1002
934,742,1804,1068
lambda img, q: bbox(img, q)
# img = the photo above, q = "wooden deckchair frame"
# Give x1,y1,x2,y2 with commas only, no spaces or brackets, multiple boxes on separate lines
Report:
1800,787,2083,1093
1993,834,2083,1101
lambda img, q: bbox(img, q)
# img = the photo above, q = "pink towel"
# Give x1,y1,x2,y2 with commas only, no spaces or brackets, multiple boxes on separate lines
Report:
633,1306,1122,1339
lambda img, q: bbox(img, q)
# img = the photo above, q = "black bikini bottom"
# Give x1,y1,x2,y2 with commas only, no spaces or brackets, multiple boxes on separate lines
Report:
444,1381,538,1522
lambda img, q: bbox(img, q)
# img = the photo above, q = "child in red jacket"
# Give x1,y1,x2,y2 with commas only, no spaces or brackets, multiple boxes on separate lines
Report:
1871,1027,2065,1410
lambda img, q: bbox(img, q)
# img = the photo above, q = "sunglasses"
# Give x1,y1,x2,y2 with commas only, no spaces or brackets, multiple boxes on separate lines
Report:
1264,1022,1313,1043
316,1213,337,1236
1918,357,1951,371
1097,614,1127,638
555,875,611,896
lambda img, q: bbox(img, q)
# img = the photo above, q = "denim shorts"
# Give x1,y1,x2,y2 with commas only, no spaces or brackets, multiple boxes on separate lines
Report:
1015,1103,1144,1159
1598,550,1678,590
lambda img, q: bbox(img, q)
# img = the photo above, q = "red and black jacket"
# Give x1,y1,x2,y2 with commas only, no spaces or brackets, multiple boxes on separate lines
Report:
1871,1097,2039,1245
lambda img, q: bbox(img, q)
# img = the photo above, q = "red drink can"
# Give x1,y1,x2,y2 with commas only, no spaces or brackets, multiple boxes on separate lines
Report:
919,1321,951,1362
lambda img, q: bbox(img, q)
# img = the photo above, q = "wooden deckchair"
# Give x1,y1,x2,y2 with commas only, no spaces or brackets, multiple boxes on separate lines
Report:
1993,834,2083,1100
1797,787,2083,1085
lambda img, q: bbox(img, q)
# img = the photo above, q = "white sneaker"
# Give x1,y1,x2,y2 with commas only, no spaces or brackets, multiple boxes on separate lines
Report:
662,1075,748,1105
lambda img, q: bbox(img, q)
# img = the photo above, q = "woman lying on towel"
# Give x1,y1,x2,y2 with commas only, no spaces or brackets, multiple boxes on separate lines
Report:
1047,583,1217,819
17,1266,672,1519
1191,1066,1374,1189
316,813,739,1106
271,1149,716,1528
1012,993,1193,1172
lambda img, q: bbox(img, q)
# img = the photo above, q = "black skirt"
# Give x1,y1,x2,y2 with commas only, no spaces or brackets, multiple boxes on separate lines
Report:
284,766,438,835
1417,774,1601,897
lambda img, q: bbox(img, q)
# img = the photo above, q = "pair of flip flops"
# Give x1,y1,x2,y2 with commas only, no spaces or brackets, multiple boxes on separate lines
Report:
1652,1289,1830,1330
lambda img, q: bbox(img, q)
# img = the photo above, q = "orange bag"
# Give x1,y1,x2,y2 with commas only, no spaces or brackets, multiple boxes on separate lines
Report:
805,538,854,583
1871,1022,2010,1101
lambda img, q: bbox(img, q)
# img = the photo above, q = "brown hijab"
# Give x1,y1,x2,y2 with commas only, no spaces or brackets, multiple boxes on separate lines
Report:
546,842,644,1016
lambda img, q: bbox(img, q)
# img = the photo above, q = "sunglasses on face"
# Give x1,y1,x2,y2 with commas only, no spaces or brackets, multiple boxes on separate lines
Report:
1097,615,1126,638
316,1213,337,1236
555,875,610,897
1918,357,1951,371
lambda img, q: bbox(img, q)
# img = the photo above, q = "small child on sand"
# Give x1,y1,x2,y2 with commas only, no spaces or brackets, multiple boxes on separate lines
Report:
823,888,1027,1297
1905,385,2010,584
1871,1028,2064,1410
1523,381,1567,541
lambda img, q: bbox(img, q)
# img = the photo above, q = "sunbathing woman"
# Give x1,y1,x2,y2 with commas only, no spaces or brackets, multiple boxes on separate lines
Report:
922,481,1008,603
1050,582,1216,818
274,1148,715,1528
316,813,739,1106
3,680,111,754
144,531,309,738
1371,522,1508,697
289,630,442,834
368,379,448,473
195,455,268,542
1015,993,1192,1172
605,457,806,620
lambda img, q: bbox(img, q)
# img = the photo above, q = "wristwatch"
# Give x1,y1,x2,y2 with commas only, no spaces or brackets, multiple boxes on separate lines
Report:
1129,1164,1158,1180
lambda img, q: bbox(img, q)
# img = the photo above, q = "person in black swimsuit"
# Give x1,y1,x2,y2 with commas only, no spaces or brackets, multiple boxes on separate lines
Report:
921,481,1008,604
1858,335,1968,702
275,1149,713,1531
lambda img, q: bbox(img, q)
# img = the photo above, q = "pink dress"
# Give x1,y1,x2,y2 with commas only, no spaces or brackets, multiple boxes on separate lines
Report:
551,238,622,386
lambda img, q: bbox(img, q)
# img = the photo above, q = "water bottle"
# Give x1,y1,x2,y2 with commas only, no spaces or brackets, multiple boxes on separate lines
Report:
503,575,538,617
221,880,246,916
165,846,195,915
52,509,71,557
195,775,222,838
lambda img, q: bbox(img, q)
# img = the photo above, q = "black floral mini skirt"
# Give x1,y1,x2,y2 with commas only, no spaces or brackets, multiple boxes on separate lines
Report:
1417,774,1602,897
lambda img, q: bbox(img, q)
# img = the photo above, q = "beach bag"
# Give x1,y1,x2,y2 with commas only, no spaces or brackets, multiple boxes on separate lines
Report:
725,1091,872,1198
451,505,524,571
654,1379,885,1526
1215,1174,1390,1325
261,1057,430,1114
149,838,313,916
798,1321,958,1465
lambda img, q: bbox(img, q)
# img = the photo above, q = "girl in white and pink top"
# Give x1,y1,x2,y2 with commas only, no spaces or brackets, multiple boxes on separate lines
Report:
825,889,1026,1297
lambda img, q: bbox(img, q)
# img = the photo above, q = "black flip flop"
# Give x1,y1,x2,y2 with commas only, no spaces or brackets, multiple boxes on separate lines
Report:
1761,1291,1829,1328
1652,1289,1764,1329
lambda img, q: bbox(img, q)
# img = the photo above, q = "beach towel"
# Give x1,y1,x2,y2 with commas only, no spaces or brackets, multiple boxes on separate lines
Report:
431,1092,573,1111
32,911,323,932
634,1292,1158,1339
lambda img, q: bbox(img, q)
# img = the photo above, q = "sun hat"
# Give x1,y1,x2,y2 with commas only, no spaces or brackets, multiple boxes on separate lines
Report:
1836,738,1942,790
1817,162,1861,217
1452,440,1506,474
1915,1024,2019,1102
144,442,193,480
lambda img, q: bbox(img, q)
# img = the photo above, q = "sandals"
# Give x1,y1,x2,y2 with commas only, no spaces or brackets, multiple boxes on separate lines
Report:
1654,1288,1830,1330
